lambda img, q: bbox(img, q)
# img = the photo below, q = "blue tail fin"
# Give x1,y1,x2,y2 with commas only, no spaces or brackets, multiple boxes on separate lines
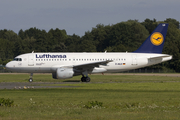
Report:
133,23,168,53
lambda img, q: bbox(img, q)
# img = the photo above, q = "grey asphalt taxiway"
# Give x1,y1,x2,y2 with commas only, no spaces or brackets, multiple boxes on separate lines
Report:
0,82,80,89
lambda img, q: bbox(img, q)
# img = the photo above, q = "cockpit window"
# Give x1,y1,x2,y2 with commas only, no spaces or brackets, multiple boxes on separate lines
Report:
13,58,22,61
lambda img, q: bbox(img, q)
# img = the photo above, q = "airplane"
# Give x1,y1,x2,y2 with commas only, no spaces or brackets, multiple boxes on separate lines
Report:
5,23,172,82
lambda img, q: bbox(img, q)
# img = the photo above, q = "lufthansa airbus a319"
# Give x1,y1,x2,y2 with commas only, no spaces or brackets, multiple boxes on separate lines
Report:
6,23,172,82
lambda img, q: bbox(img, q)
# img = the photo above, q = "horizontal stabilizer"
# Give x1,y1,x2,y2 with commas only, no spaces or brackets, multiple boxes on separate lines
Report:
148,55,172,60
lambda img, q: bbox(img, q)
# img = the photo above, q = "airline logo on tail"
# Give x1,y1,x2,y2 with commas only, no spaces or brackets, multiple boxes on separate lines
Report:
150,32,164,46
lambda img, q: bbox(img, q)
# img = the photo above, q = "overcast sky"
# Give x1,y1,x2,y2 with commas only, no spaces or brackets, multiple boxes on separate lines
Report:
0,0,180,36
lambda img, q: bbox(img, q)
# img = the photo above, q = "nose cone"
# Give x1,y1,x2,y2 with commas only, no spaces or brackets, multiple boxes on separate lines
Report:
5,63,10,70
5,62,13,71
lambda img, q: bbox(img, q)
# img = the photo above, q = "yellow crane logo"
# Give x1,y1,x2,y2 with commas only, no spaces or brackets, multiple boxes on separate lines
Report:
150,32,164,46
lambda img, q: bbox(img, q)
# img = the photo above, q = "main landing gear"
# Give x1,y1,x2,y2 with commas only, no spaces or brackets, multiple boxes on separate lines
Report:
81,76,91,82
81,70,91,82
29,73,33,82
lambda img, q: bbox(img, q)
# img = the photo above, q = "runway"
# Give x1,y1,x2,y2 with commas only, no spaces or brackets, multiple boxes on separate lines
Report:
0,82,80,89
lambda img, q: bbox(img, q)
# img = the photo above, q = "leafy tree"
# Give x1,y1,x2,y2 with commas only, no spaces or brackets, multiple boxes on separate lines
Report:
78,39,96,52
48,28,67,45
22,36,36,53
163,22,180,72
89,24,111,52
165,18,180,29
0,38,13,60
24,27,41,39
141,18,158,34
14,39,23,57
18,29,25,40
107,20,149,52
65,34,81,52
52,43,67,52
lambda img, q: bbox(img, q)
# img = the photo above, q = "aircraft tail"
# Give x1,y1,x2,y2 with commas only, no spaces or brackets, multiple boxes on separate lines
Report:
133,23,168,53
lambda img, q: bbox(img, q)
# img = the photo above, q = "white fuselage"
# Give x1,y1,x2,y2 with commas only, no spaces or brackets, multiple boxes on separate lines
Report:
5,23,171,82
6,52,172,74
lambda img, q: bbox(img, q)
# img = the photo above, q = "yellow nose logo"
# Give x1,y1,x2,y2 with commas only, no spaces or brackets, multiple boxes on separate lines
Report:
150,32,164,46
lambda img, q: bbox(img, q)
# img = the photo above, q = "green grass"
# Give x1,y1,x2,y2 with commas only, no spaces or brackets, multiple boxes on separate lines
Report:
0,74,180,120
0,73,180,83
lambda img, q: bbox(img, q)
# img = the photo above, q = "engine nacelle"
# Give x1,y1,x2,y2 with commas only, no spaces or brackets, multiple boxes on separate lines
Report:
52,67,74,79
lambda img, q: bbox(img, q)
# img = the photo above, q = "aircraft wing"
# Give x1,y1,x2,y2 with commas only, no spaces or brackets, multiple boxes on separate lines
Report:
73,60,112,68
72,60,113,74
51,60,112,72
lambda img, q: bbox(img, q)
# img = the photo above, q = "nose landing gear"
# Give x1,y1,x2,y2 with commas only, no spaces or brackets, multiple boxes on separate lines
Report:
29,73,33,82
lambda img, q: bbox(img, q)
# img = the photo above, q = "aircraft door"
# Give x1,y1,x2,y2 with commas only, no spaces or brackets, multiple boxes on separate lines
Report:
132,55,137,65
28,55,34,66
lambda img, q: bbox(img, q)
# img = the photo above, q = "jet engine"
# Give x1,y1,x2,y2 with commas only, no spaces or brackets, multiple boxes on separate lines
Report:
52,67,74,79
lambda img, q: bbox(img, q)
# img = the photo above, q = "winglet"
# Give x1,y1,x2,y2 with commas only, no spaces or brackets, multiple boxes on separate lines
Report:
133,23,169,53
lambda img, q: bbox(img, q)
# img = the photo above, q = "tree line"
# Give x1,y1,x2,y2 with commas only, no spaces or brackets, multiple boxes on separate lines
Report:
0,18,180,72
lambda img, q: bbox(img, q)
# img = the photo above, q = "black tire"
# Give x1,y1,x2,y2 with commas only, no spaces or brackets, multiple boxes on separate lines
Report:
29,78,33,82
81,77,86,82
85,77,91,82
